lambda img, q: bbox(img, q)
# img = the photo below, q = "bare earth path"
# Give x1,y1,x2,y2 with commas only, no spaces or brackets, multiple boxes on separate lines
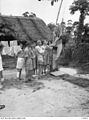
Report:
0,69,89,117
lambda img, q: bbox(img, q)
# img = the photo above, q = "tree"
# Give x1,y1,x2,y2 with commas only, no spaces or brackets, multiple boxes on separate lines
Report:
70,0,89,45
82,23,89,43
47,23,56,32
22,12,36,17
22,12,29,17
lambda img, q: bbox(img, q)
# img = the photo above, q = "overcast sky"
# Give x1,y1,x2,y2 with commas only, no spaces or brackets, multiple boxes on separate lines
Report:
0,0,88,24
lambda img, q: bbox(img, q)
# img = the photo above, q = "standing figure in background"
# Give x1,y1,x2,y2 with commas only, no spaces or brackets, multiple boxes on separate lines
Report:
42,40,49,74
16,42,25,80
48,41,53,72
50,36,58,71
24,43,34,82
35,40,44,78
0,43,5,109
50,35,63,71
0,43,4,88
55,37,63,69
31,42,36,75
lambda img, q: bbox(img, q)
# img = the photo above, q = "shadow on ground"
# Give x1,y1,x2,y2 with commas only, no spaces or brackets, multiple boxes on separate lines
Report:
2,78,45,92
61,75,89,88
1,73,89,91
45,73,89,88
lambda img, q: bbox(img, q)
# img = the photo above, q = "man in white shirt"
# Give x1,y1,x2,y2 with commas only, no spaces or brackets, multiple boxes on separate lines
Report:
50,36,63,71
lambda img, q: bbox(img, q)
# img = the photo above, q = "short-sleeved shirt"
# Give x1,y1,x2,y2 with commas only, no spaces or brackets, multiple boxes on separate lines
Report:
35,46,44,63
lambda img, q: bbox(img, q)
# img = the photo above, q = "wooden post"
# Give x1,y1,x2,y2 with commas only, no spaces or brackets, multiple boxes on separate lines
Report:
56,0,63,25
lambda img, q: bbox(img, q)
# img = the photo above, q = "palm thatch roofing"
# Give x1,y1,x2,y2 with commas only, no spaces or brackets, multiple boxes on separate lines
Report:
0,15,52,43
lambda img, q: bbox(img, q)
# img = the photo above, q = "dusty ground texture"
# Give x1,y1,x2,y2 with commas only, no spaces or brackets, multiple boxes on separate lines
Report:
0,69,89,117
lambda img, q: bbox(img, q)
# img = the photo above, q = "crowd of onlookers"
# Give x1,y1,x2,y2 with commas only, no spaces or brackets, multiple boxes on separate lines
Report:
16,39,53,82
0,36,63,88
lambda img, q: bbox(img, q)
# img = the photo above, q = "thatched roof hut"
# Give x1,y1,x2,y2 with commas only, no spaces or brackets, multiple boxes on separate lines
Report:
0,15,52,43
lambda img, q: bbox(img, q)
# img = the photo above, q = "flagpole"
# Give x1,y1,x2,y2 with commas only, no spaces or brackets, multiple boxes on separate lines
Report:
56,0,63,25
0,0,1,15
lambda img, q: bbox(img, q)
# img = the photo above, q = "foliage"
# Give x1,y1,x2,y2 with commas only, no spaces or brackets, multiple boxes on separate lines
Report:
58,44,74,66
58,43,89,67
70,0,89,45
47,23,56,32
82,23,89,43
22,12,29,17
73,21,79,26
22,12,36,17
66,26,72,33
70,0,89,15
60,34,69,47
72,43,89,64
47,23,66,38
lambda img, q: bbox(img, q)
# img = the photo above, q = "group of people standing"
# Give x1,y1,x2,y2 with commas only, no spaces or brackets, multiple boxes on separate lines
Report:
15,39,53,82
0,37,63,88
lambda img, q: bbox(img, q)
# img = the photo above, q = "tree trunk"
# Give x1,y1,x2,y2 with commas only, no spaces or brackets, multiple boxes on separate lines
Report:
77,10,85,45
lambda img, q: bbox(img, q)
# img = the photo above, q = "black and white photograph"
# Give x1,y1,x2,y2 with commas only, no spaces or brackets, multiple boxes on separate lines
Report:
0,0,89,118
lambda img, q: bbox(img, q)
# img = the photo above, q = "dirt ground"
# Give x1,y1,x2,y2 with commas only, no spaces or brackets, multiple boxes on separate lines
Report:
0,69,89,117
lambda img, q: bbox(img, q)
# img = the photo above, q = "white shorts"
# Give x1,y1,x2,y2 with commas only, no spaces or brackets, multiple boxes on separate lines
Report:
16,58,24,69
38,55,43,62
0,55,3,71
